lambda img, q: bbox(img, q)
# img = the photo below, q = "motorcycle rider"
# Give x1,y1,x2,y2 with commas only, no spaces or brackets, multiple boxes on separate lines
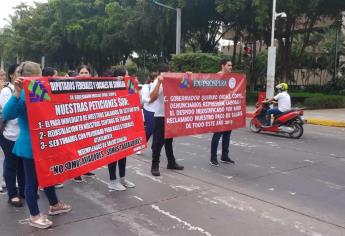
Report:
265,83,291,126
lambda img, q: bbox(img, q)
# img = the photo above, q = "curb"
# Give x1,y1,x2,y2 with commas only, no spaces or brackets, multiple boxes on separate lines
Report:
306,118,345,128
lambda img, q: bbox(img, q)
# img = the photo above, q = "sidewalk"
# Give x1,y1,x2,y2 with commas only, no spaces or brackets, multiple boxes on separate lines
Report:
246,106,345,128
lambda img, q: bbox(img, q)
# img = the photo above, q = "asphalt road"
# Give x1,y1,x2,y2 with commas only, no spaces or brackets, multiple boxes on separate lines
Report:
1,123,345,236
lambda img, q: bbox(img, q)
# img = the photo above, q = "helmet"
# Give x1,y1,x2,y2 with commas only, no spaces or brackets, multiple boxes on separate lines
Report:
276,83,288,91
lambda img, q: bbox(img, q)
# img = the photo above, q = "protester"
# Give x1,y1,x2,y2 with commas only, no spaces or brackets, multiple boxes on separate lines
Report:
0,64,25,206
107,67,136,191
41,67,64,189
0,69,8,193
210,59,235,167
3,61,71,229
42,67,58,77
149,64,184,176
141,72,158,142
74,65,96,182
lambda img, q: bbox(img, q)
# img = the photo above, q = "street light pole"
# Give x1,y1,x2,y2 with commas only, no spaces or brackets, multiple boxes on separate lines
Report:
152,0,181,54
266,0,277,99
176,8,181,54
333,15,341,80
266,0,286,99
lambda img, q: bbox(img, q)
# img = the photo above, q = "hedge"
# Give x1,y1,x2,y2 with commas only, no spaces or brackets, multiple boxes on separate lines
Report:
170,53,230,73
246,91,345,109
304,95,345,109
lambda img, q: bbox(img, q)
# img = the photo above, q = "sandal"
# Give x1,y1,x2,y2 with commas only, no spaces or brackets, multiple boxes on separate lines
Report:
8,196,23,207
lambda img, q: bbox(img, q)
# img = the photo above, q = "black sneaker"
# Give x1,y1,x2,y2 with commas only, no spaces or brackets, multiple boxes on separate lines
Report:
167,163,184,170
83,172,96,178
74,176,83,182
151,167,160,176
209,159,219,167
220,158,235,164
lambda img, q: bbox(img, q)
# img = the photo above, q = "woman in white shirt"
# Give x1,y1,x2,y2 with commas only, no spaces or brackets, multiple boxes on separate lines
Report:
0,64,25,207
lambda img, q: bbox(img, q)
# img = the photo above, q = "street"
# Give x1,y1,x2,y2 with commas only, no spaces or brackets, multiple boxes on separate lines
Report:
1,123,345,236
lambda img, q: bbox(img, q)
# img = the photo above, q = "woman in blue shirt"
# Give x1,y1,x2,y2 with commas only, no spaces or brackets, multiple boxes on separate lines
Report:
3,61,71,229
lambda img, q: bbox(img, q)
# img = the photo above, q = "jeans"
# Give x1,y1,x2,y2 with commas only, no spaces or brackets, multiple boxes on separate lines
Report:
108,158,126,180
143,109,155,142
152,117,176,166
22,158,58,216
266,108,283,125
0,135,25,199
210,131,232,161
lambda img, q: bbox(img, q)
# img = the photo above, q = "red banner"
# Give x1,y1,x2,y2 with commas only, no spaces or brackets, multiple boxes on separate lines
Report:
163,73,246,138
24,76,146,187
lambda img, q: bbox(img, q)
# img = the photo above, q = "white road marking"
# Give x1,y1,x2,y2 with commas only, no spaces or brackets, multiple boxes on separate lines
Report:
303,160,314,163
231,140,257,148
294,221,323,236
203,197,218,205
268,188,275,191
134,169,163,183
314,179,343,190
214,196,256,212
170,185,200,192
133,196,144,201
248,163,262,168
151,205,212,236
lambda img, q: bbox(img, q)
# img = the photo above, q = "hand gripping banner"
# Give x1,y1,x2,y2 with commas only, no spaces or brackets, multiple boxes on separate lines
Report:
163,73,246,138
24,76,146,187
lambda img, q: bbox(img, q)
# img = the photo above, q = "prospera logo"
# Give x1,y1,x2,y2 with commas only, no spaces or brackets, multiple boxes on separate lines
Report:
229,77,236,89
28,80,51,103
179,77,190,89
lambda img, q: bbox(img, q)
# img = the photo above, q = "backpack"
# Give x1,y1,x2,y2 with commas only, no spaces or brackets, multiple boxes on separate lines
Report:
0,84,14,134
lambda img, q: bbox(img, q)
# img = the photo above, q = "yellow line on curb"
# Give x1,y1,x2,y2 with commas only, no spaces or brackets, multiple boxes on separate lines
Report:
306,118,345,128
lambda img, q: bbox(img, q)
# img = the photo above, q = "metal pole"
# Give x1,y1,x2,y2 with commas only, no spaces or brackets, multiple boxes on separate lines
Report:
266,0,277,99
176,8,181,54
270,0,276,47
41,56,45,69
0,57,4,71
333,16,340,80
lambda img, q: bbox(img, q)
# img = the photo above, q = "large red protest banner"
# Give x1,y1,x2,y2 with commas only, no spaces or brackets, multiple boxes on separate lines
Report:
163,73,246,138
24,77,146,187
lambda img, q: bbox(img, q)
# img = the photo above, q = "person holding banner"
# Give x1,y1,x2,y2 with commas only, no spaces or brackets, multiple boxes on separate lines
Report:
150,64,184,176
0,64,25,207
141,72,159,142
3,61,71,229
107,67,136,191
74,65,96,182
210,59,235,166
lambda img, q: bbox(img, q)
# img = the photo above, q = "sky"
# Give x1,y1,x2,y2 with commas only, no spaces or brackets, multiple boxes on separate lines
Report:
0,0,47,28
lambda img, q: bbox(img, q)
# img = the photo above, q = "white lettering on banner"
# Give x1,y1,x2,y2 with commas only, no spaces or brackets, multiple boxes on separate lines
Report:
170,96,200,101
166,116,193,124
167,91,245,128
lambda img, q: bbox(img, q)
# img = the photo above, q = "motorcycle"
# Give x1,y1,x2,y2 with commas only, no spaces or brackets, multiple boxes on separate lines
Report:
249,101,304,138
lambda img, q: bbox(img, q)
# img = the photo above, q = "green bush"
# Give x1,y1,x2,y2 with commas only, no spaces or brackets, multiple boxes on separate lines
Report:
170,53,227,73
304,95,345,109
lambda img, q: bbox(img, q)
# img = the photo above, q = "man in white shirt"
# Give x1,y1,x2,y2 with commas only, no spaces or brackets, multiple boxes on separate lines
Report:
149,64,184,176
265,83,291,125
141,72,158,141
210,59,235,166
